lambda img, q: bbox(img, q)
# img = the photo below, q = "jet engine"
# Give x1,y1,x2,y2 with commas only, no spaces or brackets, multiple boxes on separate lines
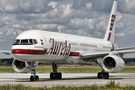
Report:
102,55,125,73
12,59,37,73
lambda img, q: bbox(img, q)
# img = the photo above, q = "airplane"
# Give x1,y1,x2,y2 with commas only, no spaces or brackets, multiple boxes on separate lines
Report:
1,0,135,81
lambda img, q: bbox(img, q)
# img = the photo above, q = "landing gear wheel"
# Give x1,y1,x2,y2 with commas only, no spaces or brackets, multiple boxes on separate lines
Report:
97,72,103,79
97,72,109,79
50,72,62,79
50,73,55,79
35,75,39,81
103,72,109,79
30,75,34,81
57,73,62,79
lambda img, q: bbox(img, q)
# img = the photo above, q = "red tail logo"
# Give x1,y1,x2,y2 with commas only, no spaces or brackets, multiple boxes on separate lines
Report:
108,14,116,41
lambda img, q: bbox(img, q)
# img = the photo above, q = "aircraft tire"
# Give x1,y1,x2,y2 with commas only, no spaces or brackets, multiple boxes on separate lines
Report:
57,73,62,79
35,75,39,81
97,72,103,79
103,72,109,79
30,75,34,81
50,72,62,79
50,73,54,79
97,72,109,79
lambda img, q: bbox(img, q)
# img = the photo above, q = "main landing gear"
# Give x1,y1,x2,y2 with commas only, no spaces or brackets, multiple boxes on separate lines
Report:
50,62,62,79
30,62,40,82
93,59,109,79
97,69,109,79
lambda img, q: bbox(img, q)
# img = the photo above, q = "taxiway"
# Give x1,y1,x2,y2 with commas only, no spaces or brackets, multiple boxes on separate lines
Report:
0,73,135,87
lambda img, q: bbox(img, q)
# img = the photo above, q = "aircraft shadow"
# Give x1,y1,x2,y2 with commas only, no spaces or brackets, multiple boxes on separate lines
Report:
14,75,126,82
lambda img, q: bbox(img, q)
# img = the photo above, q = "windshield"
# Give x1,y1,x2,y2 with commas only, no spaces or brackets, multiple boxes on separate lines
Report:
13,39,20,45
13,39,38,45
21,39,28,44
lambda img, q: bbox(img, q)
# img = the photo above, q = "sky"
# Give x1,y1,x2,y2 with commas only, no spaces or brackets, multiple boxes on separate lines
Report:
0,0,135,58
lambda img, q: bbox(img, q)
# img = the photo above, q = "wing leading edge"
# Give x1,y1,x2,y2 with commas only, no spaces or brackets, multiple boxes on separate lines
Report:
0,50,11,55
81,49,135,60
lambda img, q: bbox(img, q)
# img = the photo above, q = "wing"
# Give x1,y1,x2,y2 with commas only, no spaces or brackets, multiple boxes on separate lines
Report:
118,50,135,54
80,52,109,60
81,49,135,60
117,46,135,54
117,46,135,51
0,50,11,55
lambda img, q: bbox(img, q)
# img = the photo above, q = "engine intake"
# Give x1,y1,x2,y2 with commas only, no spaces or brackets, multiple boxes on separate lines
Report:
12,59,37,73
102,55,125,73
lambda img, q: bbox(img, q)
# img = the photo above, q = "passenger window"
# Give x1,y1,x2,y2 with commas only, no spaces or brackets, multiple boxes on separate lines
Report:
21,39,28,44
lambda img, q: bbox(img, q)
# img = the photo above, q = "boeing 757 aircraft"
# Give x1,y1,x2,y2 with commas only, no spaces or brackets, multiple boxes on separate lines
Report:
1,1,135,81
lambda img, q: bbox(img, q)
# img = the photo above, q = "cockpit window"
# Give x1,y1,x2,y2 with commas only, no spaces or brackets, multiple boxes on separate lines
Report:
21,39,28,44
29,39,38,44
13,39,20,45
33,39,37,44
29,39,33,44
13,39,38,45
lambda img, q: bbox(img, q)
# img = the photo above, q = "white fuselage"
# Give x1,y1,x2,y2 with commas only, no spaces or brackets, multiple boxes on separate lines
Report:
12,30,114,64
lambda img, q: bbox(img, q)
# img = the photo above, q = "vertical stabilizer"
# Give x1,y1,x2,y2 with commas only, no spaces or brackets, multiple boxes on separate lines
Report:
104,1,117,43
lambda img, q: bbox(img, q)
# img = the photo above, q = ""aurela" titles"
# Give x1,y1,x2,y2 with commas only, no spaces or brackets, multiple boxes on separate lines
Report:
45,38,71,56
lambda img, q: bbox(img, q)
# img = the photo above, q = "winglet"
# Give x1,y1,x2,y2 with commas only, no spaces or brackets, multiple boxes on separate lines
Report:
104,1,117,43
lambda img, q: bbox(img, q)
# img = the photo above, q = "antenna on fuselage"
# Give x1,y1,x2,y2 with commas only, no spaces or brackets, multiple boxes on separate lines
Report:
59,29,61,33
58,25,64,33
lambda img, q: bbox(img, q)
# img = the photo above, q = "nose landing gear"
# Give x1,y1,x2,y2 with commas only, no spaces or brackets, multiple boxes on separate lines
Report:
29,62,40,82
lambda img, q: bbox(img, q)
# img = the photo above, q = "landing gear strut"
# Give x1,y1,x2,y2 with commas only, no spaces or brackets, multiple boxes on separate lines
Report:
50,62,62,79
30,62,39,82
93,59,109,79
97,69,109,79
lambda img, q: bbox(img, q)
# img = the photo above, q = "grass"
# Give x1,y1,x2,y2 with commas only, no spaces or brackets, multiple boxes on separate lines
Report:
0,80,135,90
37,66,102,73
0,66,135,73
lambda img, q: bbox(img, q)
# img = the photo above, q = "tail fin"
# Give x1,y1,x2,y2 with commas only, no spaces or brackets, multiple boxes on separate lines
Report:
104,1,117,43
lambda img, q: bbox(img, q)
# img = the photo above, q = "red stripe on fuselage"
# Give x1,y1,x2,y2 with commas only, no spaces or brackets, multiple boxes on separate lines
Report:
69,52,80,57
12,49,46,55
12,49,80,57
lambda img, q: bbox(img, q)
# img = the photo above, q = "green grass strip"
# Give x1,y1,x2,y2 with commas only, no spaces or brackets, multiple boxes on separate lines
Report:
0,66,135,73
0,80,135,90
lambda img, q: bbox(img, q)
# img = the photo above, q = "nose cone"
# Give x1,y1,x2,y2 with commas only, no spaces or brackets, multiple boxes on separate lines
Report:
11,45,28,60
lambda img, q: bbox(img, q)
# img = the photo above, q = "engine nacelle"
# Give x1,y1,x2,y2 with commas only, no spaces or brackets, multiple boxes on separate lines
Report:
12,59,38,73
102,55,125,73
